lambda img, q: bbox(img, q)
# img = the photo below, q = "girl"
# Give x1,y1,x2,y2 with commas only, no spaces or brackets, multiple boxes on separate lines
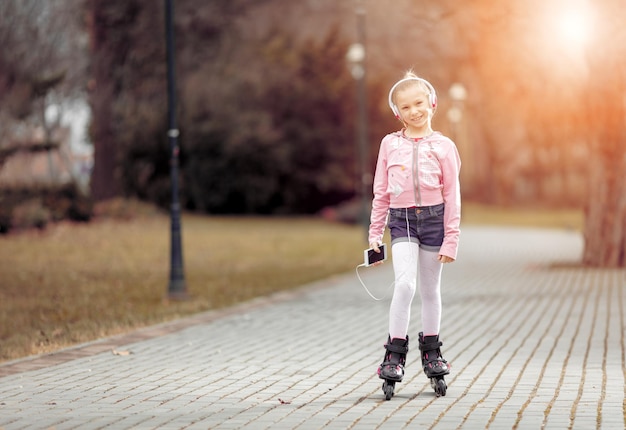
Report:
369,72,461,397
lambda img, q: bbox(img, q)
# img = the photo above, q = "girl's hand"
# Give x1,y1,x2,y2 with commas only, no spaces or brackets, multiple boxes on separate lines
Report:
438,255,455,264
369,242,385,266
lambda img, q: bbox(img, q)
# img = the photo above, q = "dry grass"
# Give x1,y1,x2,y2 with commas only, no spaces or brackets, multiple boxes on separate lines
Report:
0,211,366,362
462,202,583,231
0,201,583,363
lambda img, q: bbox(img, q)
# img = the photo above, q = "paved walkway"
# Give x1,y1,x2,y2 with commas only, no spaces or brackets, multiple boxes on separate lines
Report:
1,227,625,429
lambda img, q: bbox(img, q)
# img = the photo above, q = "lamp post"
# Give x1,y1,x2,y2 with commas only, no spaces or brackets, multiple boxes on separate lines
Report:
447,82,467,130
164,0,187,300
346,5,370,238
447,82,468,192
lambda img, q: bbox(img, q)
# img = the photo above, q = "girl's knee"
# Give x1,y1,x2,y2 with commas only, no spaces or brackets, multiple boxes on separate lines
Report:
395,279,417,297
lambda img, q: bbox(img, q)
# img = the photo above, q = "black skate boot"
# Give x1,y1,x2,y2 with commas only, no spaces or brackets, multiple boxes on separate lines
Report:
418,332,449,396
378,336,409,400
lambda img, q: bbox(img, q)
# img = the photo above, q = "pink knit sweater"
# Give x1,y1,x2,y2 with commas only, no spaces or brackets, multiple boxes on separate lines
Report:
368,131,462,259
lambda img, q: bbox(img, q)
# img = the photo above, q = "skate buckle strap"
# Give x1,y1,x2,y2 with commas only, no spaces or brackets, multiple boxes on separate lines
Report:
418,340,442,353
384,343,409,354
424,356,448,366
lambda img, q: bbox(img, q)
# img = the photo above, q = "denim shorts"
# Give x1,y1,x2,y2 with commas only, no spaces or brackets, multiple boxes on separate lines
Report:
388,203,445,252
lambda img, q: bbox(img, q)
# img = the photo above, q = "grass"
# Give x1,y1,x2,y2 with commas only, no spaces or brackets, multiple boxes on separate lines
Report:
461,202,583,230
0,201,583,363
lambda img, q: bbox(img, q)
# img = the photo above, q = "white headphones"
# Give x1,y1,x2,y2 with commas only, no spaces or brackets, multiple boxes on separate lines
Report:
388,77,438,118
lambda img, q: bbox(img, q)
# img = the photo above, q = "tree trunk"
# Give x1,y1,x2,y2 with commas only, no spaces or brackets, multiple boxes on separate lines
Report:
582,0,626,267
86,0,125,201
583,150,626,267
88,79,121,201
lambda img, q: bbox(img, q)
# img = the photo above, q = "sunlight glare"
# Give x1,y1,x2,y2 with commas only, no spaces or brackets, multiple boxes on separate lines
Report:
530,0,595,78
556,8,591,49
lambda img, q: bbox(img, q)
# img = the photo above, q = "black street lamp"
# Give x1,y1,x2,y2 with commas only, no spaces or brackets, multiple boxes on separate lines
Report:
346,5,370,239
164,0,187,300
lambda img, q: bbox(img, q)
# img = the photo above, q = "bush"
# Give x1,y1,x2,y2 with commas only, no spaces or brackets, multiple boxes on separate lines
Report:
0,183,93,233
93,197,163,220
11,199,51,230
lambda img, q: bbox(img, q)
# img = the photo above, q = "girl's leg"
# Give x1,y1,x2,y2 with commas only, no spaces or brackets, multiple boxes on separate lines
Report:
388,241,419,339
418,248,443,336
417,248,449,384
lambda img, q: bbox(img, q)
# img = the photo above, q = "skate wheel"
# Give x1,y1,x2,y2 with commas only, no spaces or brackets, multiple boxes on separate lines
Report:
382,380,395,400
433,378,447,397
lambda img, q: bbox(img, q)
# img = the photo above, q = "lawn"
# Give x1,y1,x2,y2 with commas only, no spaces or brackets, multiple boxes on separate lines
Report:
0,201,583,363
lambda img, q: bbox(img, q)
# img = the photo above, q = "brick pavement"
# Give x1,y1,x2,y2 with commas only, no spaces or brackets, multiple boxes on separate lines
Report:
0,226,624,429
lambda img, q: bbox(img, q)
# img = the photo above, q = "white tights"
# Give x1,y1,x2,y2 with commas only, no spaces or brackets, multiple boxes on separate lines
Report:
388,241,443,340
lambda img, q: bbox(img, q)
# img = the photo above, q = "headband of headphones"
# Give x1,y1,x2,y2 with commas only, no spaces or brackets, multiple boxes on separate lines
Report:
388,77,438,117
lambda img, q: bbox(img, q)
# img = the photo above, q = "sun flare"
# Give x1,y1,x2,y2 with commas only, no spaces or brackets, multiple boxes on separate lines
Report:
534,0,595,68
556,8,592,49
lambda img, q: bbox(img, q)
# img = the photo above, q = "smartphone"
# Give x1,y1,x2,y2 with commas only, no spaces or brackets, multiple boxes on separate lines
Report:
364,244,387,266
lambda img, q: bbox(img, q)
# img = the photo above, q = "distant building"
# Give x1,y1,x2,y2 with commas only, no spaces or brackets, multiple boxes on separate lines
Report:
0,99,92,192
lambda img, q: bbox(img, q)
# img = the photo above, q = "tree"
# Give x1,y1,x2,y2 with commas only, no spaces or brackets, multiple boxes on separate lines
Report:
85,0,152,200
84,0,362,214
85,0,270,204
180,26,358,214
581,0,626,267
0,0,86,161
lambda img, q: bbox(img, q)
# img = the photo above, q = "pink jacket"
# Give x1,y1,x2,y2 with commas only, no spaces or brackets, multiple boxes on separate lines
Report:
368,131,462,259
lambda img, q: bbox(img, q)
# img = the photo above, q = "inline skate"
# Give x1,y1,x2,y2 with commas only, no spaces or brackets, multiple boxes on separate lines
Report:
418,332,449,397
378,336,409,400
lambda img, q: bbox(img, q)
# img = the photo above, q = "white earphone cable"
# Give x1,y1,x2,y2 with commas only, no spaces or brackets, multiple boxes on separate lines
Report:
355,263,394,301
355,207,416,301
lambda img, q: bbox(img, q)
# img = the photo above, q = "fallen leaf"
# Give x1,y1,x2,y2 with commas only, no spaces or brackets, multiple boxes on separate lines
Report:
112,349,132,356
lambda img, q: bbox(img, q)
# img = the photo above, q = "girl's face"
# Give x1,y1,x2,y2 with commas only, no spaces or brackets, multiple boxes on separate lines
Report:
394,85,433,133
